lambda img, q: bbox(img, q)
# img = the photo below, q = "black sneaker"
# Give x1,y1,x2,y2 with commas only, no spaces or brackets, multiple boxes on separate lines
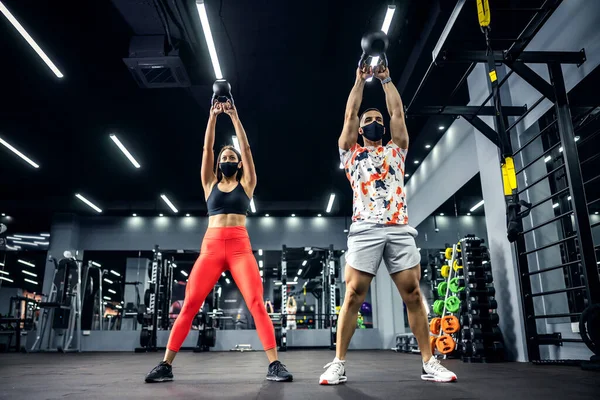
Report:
145,361,174,383
267,360,293,382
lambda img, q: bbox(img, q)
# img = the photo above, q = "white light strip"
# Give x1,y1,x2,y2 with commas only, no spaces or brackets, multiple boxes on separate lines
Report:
160,194,179,213
258,249,263,256
110,270,120,277
40,233,50,237
15,234,45,240
232,136,240,152
103,296,111,301
0,136,40,168
91,261,101,267
568,196,572,201
18,259,35,267
75,193,102,213
552,203,559,209
339,162,344,169
297,269,303,275
24,278,38,285
259,260,263,268
22,270,37,277
259,270,263,277
250,198,256,213
225,278,231,284
109,134,141,168
326,194,336,213
104,278,113,284
0,276,14,283
544,156,552,163
108,289,116,294
302,260,307,266
294,276,298,282
181,270,188,277
308,250,313,255
0,2,63,78
12,240,37,246
0,269,8,275
221,272,226,277
196,1,223,79
367,6,397,82
469,200,485,212
34,241,49,245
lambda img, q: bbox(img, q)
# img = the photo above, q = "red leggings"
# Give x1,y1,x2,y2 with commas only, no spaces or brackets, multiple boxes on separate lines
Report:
167,226,276,352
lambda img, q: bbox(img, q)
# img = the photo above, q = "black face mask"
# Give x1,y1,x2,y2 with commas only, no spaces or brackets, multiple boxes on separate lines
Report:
361,121,385,142
219,162,239,178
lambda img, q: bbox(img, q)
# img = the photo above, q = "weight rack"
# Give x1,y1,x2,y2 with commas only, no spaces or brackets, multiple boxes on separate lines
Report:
458,236,505,362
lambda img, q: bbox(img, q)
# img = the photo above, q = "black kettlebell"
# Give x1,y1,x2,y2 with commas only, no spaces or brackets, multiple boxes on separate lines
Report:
211,79,234,107
358,31,389,69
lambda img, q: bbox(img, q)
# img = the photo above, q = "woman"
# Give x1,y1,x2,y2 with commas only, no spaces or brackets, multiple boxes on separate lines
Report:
286,295,297,330
145,100,293,383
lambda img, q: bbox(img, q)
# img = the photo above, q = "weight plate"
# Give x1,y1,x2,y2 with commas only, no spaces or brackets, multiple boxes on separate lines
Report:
437,281,448,297
445,248,453,260
204,327,216,347
429,318,441,335
436,334,455,354
445,296,461,313
579,303,600,355
442,315,460,334
433,300,445,316
140,329,151,348
449,277,464,293
441,265,450,278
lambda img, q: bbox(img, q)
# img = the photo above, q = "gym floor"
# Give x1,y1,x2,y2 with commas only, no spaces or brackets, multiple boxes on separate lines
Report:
0,350,598,400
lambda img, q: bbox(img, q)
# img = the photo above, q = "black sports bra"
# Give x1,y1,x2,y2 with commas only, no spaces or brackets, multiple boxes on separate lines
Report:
206,183,250,216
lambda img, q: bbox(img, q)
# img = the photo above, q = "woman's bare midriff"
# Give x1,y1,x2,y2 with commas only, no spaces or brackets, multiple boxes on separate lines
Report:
208,213,247,228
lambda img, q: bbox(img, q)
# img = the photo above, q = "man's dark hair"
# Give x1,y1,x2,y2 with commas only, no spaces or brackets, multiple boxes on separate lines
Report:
359,108,383,124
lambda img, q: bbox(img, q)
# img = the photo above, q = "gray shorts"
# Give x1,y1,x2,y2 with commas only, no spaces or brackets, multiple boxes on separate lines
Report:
345,221,420,276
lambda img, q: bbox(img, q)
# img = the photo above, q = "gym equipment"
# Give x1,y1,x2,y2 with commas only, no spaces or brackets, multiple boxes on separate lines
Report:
31,252,82,353
81,261,106,330
429,318,441,335
461,341,485,356
136,246,161,353
445,248,453,260
462,313,500,326
453,259,462,272
211,79,234,106
433,300,445,316
449,277,464,293
441,316,460,334
194,312,217,352
467,300,498,312
466,286,496,297
468,327,502,341
437,281,448,297
445,296,461,313
358,31,389,69
435,335,455,354
429,336,437,354
579,303,600,356
360,302,372,315
441,265,450,278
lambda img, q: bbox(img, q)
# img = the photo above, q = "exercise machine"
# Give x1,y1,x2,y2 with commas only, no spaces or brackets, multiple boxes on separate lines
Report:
136,246,161,352
81,260,105,331
31,251,82,353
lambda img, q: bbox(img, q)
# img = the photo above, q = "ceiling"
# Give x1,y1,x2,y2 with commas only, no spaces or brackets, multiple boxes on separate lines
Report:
0,0,597,235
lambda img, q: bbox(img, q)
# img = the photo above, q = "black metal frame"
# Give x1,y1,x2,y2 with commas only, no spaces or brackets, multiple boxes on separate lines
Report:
401,0,600,362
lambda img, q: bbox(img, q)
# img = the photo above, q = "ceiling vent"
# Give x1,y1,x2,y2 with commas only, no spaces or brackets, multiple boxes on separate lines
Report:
123,35,191,88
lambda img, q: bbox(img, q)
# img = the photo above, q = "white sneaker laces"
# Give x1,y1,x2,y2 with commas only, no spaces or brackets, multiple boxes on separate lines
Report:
427,358,448,373
323,360,345,375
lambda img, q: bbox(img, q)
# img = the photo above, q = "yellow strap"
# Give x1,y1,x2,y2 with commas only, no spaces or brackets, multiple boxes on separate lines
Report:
489,70,498,83
476,0,491,28
501,157,518,195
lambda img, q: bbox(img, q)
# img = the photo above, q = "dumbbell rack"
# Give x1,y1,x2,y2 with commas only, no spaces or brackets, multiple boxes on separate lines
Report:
458,235,505,362
429,244,462,358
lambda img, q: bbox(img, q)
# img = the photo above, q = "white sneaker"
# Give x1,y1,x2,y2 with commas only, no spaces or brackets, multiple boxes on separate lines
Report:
319,357,347,385
421,357,457,382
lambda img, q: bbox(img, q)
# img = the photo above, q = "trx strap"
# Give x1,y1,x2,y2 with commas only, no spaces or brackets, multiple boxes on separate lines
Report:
476,0,531,242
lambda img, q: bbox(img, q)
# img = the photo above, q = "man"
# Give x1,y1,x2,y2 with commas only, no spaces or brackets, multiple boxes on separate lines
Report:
319,63,457,384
